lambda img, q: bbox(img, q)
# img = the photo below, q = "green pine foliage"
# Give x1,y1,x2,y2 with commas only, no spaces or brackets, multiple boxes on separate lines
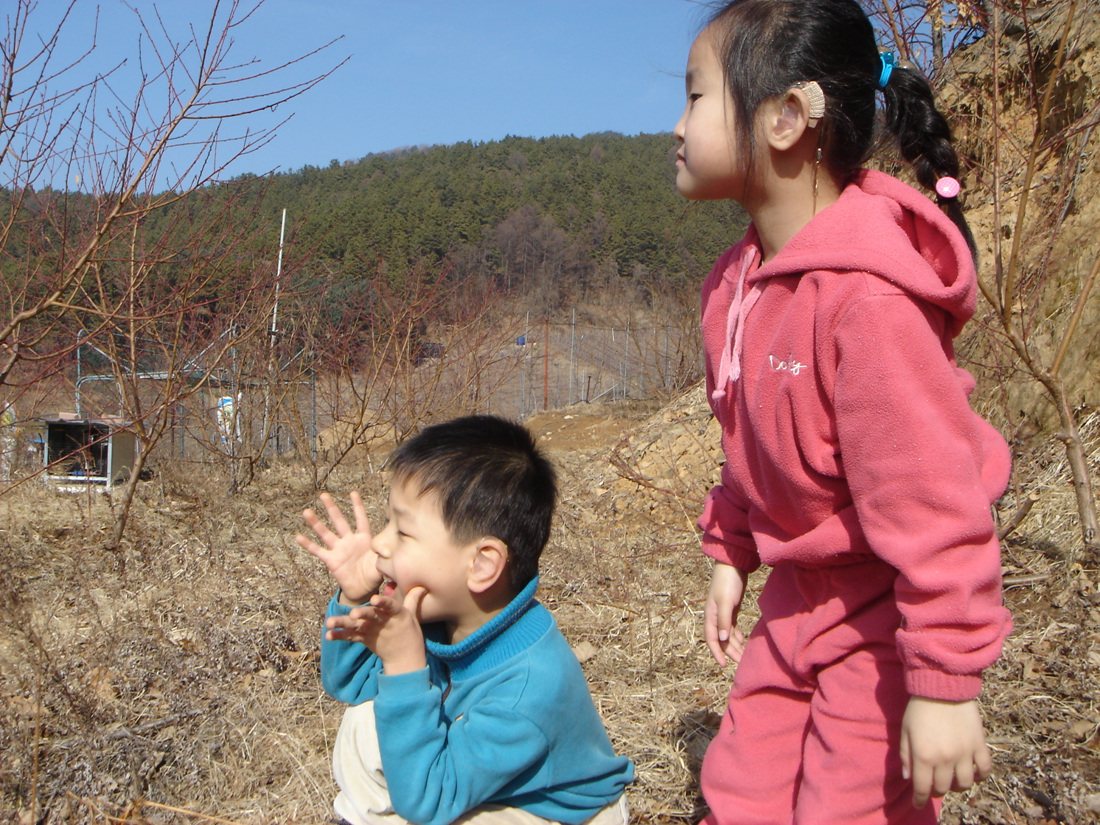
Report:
1,133,748,354
214,132,748,312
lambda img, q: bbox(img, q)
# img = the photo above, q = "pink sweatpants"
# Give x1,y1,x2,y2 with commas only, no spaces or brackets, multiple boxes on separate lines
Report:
700,560,942,825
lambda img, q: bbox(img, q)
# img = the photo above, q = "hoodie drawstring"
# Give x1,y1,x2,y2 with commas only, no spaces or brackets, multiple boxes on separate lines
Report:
712,247,761,402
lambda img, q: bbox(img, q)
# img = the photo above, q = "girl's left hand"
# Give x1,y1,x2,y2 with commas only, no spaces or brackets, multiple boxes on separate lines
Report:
325,586,428,676
899,696,993,809
704,562,749,667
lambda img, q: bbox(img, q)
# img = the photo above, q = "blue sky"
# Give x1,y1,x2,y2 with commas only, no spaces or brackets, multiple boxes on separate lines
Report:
37,1,708,184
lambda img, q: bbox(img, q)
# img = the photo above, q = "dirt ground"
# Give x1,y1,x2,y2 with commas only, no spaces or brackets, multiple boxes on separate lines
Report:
1,386,1098,825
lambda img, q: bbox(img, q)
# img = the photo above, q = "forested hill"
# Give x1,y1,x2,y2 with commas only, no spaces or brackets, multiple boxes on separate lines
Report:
224,131,748,309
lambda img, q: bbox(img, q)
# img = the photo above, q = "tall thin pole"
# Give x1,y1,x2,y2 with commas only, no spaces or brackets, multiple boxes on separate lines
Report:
261,209,288,455
568,308,575,406
270,208,288,340
520,312,530,419
75,330,84,416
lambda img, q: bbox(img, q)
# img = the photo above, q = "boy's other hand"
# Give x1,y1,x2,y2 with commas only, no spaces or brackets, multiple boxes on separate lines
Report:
327,586,428,675
297,491,383,604
900,696,992,810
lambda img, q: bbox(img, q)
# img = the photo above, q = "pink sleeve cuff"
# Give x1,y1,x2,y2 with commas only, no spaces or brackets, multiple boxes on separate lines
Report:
701,536,761,573
904,668,983,702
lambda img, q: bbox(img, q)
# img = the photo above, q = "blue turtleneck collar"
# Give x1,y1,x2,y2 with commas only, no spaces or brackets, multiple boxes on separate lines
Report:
425,576,552,679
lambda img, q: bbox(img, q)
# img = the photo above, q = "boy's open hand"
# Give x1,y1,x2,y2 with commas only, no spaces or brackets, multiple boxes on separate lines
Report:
900,696,992,809
297,491,382,604
326,586,428,675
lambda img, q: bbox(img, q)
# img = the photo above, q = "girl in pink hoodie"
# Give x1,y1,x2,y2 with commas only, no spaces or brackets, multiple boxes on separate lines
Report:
674,1,1011,823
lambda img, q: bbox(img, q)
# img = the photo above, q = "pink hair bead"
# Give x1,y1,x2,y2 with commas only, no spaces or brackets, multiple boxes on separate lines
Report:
935,176,961,199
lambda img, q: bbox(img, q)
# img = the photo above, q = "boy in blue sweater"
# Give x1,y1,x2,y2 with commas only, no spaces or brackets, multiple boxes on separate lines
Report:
298,415,633,825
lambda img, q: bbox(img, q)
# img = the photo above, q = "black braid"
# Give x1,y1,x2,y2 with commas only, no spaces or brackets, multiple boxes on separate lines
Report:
881,64,978,261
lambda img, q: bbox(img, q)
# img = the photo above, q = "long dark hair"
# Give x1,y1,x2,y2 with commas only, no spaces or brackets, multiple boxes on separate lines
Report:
705,0,977,261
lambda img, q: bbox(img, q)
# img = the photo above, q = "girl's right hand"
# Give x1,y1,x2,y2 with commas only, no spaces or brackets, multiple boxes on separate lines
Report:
297,491,383,604
900,696,993,809
705,561,749,667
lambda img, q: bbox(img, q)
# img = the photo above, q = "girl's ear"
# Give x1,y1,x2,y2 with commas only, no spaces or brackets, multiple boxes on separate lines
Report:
467,537,508,594
765,87,818,151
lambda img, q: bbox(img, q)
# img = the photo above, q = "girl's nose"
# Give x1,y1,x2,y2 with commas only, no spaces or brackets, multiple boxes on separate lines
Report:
674,110,687,142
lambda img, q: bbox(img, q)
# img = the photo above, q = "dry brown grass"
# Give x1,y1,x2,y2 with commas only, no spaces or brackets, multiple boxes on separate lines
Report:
1,394,1097,824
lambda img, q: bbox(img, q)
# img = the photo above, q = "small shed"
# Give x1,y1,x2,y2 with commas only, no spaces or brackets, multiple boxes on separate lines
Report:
40,414,138,491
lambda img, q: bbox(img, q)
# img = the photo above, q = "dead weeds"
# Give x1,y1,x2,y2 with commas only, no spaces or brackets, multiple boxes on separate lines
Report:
1,393,1098,824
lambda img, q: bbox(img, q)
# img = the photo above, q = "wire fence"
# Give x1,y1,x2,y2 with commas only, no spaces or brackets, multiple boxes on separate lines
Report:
6,308,704,487
493,311,702,420
180,309,704,468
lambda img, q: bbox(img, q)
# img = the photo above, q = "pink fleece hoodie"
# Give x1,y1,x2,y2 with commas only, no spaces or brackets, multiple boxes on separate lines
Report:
699,169,1012,701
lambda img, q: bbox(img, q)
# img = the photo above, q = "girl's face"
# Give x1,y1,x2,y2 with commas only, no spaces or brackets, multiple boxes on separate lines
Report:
674,29,746,201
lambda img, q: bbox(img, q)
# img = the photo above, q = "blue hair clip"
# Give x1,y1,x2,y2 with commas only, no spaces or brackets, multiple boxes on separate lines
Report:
878,51,896,90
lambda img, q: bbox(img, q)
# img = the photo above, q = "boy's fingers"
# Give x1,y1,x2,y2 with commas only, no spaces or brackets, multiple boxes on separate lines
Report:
300,508,321,533
327,613,371,634
320,492,352,536
301,507,338,548
362,595,397,615
368,587,428,616
347,604,381,622
350,491,372,537
295,533,320,557
404,586,428,614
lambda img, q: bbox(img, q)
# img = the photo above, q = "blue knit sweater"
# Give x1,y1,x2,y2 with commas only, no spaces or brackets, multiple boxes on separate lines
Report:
321,577,634,825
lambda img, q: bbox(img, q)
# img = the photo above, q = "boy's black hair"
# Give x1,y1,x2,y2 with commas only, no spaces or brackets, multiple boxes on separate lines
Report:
704,0,977,261
385,415,556,594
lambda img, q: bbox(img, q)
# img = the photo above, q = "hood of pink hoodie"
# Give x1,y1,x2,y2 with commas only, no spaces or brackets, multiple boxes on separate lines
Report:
710,169,977,400
756,169,977,331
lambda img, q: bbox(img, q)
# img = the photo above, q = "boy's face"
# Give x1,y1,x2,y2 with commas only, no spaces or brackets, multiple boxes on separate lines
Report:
372,477,478,636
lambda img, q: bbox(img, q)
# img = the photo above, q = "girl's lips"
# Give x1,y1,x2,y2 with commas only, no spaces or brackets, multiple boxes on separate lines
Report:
380,575,397,597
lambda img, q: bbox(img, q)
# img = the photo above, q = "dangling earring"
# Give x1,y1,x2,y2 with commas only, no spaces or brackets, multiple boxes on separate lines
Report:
792,81,827,215
812,144,822,214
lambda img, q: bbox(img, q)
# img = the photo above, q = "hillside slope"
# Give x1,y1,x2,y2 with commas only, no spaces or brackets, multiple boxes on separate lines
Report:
940,2,1100,428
